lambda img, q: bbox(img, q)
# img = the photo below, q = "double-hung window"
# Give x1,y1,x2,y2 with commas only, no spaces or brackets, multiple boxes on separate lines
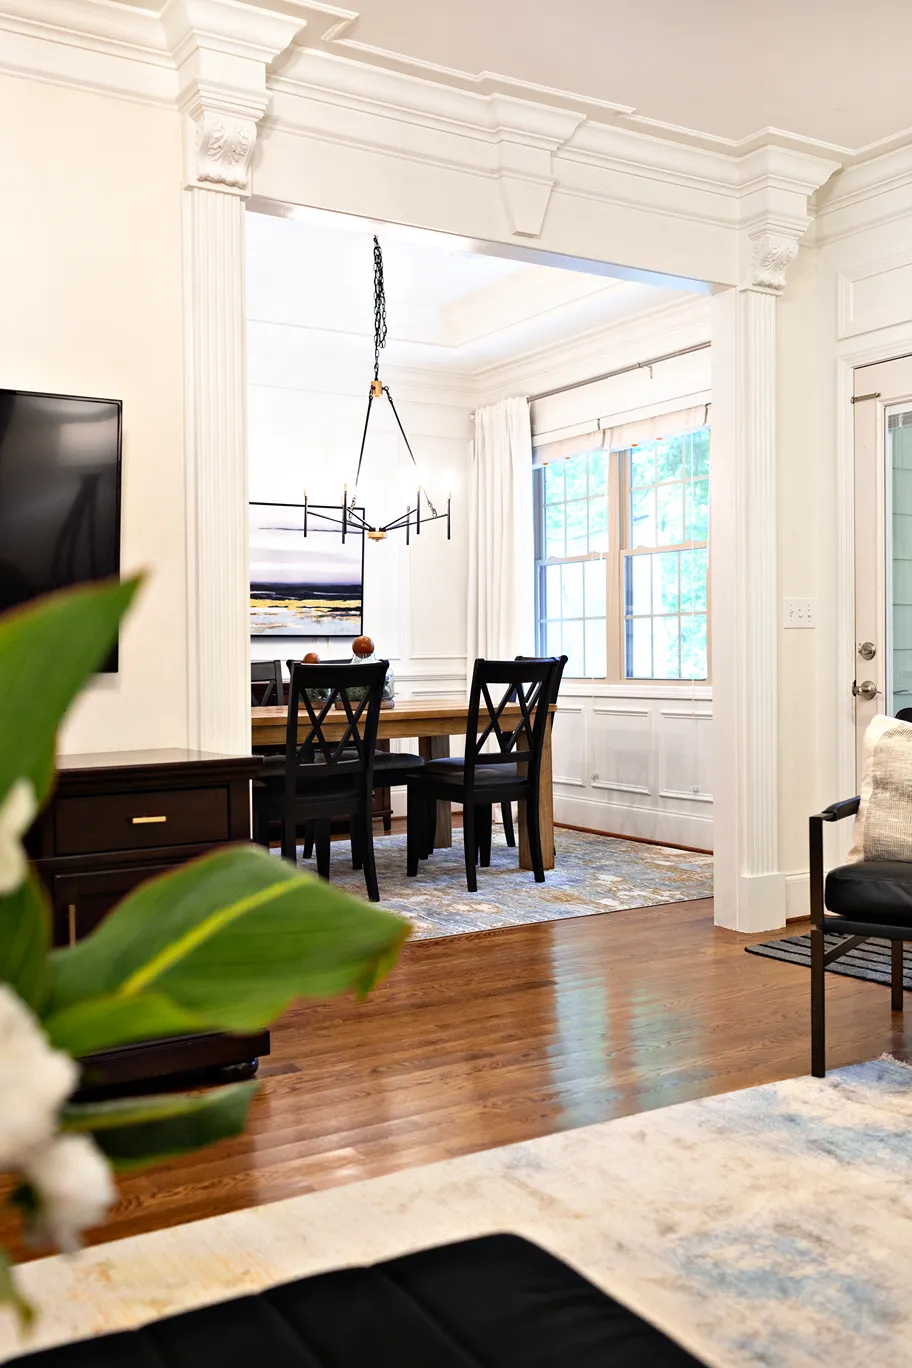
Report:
534,423,710,682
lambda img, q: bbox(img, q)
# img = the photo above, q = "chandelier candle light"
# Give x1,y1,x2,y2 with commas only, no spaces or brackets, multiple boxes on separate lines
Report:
302,236,451,544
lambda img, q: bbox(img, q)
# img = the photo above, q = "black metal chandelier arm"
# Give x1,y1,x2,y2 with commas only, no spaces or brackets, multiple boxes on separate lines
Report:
351,389,375,504
384,387,439,517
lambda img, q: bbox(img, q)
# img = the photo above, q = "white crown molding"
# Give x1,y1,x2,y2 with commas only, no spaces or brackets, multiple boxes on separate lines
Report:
473,295,711,406
0,0,841,252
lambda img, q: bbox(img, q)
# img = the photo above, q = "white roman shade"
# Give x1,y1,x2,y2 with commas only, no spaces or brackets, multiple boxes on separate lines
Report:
532,402,710,466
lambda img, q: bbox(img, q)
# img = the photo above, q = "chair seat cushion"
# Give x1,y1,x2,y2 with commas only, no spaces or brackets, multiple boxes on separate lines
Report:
373,752,424,776
825,861,912,923
12,1233,704,1367
423,758,520,786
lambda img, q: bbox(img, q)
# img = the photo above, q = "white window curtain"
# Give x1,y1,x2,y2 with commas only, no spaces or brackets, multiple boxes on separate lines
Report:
466,397,535,680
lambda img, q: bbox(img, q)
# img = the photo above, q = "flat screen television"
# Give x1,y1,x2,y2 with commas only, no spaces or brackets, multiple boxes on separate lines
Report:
0,388,123,670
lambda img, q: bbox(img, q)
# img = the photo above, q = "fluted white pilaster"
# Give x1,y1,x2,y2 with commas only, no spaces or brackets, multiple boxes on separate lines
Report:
711,284,784,930
183,186,249,754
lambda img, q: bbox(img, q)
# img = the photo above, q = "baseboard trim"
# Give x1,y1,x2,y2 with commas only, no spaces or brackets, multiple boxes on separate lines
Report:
555,821,712,856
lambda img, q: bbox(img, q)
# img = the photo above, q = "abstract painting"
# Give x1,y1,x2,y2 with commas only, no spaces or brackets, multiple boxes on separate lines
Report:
249,501,364,637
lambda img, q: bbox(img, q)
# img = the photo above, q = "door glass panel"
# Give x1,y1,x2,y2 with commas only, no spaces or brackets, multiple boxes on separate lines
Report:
889,407,912,714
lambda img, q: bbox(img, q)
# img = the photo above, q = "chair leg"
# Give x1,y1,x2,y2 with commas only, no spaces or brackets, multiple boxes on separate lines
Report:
478,804,492,868
462,802,478,893
892,939,905,1013
524,789,545,883
501,802,516,848
810,923,826,1078
302,821,314,860
314,820,331,881
252,796,269,849
407,783,422,877
423,796,437,858
382,812,392,833
359,807,380,903
281,808,297,863
350,814,363,871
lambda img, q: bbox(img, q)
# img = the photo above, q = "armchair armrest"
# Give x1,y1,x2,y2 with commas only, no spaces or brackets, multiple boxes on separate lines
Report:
809,796,860,925
819,796,860,822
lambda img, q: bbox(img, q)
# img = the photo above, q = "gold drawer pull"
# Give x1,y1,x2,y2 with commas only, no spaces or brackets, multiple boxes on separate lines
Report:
132,815,168,825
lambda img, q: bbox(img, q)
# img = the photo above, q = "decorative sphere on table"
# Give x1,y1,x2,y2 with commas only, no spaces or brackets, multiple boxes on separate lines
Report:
302,651,320,664
352,636,374,658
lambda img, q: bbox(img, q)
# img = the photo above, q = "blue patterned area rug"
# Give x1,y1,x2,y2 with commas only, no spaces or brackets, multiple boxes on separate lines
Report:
300,828,713,939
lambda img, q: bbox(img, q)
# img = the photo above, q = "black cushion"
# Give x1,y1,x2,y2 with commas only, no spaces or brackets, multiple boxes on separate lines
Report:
373,752,424,777
423,758,520,787
12,1234,704,1367
825,861,912,924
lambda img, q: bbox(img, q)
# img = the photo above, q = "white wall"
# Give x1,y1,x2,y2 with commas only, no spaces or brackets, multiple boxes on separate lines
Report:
480,299,713,849
0,75,188,756
246,260,472,804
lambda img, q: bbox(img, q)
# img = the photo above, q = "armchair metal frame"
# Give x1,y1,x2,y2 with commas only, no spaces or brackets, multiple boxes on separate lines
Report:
809,796,905,1077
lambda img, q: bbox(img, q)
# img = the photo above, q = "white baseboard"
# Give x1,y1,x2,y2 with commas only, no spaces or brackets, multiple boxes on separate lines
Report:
553,793,713,851
785,872,810,922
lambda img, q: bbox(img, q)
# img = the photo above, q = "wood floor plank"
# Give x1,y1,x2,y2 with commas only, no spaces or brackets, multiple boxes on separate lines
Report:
2,897,909,1261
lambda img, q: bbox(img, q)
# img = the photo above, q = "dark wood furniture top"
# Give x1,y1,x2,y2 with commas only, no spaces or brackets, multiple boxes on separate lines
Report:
29,748,268,1092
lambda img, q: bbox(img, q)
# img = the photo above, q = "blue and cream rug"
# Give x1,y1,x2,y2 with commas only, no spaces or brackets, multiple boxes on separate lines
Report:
307,828,714,938
5,1058,911,1366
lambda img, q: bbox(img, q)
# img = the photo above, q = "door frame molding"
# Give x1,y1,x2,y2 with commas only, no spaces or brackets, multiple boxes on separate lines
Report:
836,338,912,820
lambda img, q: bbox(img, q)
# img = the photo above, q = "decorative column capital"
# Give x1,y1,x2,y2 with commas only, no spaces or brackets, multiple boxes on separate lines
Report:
161,0,305,194
747,229,800,292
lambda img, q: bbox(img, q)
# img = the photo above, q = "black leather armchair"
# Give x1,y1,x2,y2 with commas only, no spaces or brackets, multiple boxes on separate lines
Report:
809,797,908,1076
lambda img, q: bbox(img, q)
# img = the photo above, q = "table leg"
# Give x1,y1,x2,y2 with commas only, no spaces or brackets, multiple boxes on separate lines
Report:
418,734,452,848
519,720,555,871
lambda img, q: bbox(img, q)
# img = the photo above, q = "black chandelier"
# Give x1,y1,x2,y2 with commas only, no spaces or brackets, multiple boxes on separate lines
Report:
303,235,451,545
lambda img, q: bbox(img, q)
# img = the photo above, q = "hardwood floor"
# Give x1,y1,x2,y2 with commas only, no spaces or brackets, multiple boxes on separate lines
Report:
4,897,910,1260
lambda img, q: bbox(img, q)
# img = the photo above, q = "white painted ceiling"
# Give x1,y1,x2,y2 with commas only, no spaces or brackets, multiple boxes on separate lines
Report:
290,0,912,152
245,206,682,373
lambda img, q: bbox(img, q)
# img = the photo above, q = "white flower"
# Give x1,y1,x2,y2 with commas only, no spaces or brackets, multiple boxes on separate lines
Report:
23,1134,115,1253
0,986,77,1169
0,779,37,896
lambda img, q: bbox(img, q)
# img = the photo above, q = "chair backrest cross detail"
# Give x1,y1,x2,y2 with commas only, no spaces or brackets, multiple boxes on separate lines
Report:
284,661,387,797
464,657,559,787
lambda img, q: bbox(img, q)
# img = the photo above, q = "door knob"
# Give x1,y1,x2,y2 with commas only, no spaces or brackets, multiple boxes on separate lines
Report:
858,641,877,661
853,680,878,700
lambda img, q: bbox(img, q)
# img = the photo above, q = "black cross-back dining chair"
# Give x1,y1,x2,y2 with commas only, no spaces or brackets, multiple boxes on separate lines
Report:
251,659,283,707
406,656,560,892
498,653,568,848
253,660,387,901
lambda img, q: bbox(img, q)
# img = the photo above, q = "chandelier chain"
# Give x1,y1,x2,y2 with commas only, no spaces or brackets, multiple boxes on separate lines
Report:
372,235,387,380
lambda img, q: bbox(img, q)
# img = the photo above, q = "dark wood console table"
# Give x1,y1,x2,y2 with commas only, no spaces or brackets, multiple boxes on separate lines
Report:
28,748,270,1091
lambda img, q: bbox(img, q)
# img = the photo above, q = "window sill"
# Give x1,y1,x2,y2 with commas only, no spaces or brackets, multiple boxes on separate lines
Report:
559,680,713,701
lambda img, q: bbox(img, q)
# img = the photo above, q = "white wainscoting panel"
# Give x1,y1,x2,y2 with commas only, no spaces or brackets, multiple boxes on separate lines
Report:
837,252,912,340
551,687,713,849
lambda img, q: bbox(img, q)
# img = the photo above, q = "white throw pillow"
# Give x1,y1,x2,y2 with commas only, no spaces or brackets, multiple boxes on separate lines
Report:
848,713,912,862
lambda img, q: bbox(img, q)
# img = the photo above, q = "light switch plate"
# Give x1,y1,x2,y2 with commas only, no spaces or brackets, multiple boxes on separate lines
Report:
783,597,816,629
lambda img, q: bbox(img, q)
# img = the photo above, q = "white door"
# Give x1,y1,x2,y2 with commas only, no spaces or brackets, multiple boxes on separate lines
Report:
854,355,912,771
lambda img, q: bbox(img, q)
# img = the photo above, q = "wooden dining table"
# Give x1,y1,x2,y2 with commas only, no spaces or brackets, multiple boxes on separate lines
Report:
251,699,555,871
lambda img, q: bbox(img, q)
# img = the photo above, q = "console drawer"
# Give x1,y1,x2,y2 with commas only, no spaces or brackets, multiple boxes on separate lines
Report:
55,786,230,855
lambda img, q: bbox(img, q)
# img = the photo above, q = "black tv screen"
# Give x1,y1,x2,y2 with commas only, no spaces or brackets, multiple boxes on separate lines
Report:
0,389,122,670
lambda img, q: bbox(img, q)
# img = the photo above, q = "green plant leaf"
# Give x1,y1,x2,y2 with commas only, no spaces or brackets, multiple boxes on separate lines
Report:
0,1246,33,1331
0,873,49,1011
45,845,408,1040
60,1083,257,1171
0,577,141,810
45,991,207,1058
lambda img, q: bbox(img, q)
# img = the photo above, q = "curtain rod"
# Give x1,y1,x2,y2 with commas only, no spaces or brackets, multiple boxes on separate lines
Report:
470,340,710,418
528,340,710,405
